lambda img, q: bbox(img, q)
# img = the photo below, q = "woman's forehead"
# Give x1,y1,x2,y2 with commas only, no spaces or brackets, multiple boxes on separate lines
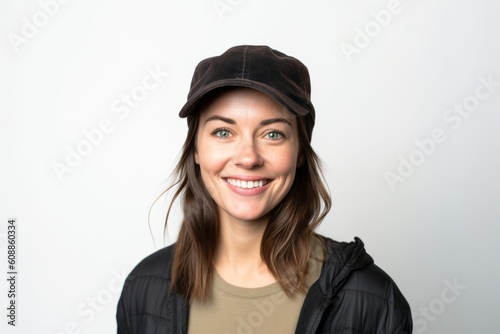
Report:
198,87,296,122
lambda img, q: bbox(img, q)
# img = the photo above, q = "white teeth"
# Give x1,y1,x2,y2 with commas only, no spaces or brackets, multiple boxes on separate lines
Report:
227,178,267,189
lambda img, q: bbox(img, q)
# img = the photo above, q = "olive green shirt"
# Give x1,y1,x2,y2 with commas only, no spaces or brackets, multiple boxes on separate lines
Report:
188,238,324,334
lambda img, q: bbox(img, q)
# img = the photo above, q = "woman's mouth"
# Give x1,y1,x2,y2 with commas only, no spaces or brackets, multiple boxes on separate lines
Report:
225,178,270,189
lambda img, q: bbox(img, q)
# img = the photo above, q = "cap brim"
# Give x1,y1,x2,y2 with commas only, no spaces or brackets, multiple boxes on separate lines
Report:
178,79,310,118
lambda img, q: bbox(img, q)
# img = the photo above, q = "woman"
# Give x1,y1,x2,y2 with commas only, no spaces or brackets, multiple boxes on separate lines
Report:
117,45,413,333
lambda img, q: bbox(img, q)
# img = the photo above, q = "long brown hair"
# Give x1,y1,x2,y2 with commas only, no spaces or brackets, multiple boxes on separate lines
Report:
165,94,331,303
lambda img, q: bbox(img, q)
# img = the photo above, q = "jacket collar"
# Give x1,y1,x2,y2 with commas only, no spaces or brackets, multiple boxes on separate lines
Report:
294,236,374,334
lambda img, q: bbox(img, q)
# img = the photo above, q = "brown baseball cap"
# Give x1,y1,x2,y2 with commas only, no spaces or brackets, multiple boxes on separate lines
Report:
178,45,315,138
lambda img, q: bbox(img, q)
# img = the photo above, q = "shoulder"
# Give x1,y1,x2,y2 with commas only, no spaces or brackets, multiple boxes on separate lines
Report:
119,244,175,306
342,262,411,315
126,244,174,282
323,236,406,301
314,236,413,333
117,244,178,332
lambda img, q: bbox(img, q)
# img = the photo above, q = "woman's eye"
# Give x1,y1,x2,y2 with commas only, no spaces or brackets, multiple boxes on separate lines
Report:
265,131,284,140
213,129,231,138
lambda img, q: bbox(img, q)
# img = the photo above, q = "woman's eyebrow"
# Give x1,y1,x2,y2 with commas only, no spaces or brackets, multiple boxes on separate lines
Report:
204,115,236,124
204,115,292,127
260,118,292,127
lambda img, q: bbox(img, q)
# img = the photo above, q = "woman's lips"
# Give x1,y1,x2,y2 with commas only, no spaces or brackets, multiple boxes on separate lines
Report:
223,177,272,195
225,178,269,189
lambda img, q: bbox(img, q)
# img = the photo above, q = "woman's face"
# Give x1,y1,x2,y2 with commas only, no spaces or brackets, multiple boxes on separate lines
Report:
195,88,301,225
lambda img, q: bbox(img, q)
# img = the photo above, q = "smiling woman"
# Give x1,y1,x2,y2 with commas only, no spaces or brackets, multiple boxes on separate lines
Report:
116,45,413,334
195,88,300,226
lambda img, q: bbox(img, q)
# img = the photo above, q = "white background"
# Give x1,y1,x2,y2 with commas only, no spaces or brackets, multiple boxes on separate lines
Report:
1,0,499,333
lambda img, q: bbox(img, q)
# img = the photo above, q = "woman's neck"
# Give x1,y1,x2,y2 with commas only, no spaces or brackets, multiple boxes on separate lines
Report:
214,215,276,288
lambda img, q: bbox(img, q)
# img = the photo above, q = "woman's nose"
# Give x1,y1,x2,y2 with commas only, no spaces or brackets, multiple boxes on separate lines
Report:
232,139,264,169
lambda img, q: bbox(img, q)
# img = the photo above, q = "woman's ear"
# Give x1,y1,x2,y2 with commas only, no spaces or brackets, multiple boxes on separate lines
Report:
194,149,200,164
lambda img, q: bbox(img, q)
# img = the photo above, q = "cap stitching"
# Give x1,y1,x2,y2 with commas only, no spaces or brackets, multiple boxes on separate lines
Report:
241,45,249,79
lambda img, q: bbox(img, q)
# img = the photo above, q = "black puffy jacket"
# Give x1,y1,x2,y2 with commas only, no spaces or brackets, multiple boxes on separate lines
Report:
117,237,413,333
